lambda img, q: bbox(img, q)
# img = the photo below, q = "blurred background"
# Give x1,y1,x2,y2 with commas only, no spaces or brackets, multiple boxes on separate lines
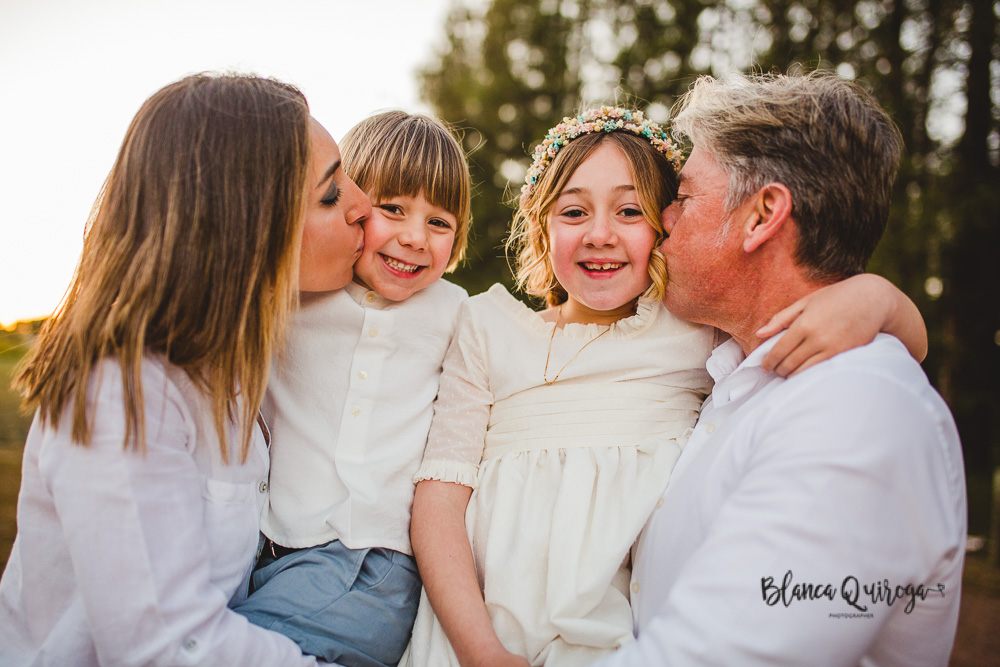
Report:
1,0,998,662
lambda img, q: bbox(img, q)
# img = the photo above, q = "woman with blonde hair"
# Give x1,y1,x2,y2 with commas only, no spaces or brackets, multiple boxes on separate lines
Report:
0,72,369,665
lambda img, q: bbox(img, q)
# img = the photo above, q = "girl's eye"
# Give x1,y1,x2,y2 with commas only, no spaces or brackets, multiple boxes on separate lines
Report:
560,208,586,219
620,206,643,218
321,189,342,207
429,217,453,229
378,204,402,215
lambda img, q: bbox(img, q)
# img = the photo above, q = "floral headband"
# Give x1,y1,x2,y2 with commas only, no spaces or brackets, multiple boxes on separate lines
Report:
519,105,683,208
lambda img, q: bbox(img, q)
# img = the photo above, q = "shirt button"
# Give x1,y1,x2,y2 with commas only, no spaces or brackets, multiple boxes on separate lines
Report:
351,406,362,417
368,326,378,338
705,422,716,434
183,638,198,652
366,292,376,302
258,481,267,494
358,370,368,380
655,497,664,509
631,582,640,594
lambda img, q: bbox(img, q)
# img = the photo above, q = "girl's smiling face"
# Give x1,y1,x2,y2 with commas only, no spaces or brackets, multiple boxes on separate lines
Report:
547,142,656,325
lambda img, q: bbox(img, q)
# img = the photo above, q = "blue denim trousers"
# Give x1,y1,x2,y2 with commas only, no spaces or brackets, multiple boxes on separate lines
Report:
233,538,421,667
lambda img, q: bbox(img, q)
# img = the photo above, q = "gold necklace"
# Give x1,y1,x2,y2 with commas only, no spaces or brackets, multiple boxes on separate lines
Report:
543,305,612,385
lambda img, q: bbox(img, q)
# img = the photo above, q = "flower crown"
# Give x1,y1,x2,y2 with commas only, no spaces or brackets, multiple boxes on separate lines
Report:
519,105,683,208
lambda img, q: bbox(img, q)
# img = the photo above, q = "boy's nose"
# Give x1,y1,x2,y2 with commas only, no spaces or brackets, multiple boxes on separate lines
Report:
398,222,428,250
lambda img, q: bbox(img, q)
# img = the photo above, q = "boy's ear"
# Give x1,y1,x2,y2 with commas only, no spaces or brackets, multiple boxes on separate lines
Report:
741,183,793,253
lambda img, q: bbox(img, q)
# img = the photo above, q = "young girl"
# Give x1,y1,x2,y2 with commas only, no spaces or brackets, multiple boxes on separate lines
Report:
0,73,359,665
233,111,470,667
404,107,927,666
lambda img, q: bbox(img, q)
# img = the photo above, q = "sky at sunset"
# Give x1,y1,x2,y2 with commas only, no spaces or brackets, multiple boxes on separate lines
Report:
0,0,456,327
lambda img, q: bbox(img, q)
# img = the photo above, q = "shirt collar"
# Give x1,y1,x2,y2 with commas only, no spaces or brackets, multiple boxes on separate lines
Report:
344,280,389,308
708,332,785,408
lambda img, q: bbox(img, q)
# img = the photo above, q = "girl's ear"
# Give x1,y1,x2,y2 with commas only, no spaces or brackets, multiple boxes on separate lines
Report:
742,183,793,253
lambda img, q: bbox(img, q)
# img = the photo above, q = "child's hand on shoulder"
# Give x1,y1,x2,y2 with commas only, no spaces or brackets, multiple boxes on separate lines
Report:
757,273,927,377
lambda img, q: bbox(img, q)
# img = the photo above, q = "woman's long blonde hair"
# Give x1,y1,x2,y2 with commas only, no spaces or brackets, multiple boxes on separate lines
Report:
507,131,678,306
16,73,311,463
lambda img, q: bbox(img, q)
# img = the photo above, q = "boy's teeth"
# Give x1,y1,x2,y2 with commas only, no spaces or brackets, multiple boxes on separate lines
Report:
583,262,624,271
383,256,419,273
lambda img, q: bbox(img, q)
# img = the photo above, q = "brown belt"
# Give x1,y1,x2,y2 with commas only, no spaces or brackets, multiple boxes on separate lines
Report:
262,536,301,560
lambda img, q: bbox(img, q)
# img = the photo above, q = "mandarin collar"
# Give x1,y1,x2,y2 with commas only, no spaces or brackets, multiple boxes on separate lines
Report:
344,280,390,308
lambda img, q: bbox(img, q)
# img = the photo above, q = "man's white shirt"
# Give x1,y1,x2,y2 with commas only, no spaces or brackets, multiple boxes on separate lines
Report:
593,333,966,666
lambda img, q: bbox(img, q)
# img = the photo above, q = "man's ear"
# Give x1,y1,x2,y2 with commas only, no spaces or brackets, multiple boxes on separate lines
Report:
741,183,793,253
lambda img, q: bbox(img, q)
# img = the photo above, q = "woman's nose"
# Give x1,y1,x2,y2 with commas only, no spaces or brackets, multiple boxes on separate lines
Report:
345,178,371,225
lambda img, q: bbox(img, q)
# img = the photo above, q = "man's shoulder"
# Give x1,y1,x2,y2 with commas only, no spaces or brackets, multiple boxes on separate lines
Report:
792,334,930,395
766,334,957,445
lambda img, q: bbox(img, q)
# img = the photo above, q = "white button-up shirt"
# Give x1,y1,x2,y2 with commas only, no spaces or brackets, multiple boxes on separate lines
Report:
0,357,316,666
592,333,966,666
261,279,467,553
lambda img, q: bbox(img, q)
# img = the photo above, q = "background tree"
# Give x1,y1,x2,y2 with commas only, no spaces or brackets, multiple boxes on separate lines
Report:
422,0,1000,553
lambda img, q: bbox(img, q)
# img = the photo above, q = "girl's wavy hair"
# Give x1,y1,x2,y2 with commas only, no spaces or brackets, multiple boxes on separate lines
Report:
507,131,678,306
16,72,312,463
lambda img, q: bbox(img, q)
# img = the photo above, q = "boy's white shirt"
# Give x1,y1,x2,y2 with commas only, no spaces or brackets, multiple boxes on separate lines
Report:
260,278,467,554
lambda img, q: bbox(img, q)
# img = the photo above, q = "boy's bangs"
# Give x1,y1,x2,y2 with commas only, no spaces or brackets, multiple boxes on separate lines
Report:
368,138,468,225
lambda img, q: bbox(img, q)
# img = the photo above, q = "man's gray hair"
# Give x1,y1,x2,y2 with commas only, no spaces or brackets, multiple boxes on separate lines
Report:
672,71,903,281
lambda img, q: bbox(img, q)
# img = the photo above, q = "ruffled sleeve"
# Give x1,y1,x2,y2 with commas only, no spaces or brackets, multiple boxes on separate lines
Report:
414,298,493,488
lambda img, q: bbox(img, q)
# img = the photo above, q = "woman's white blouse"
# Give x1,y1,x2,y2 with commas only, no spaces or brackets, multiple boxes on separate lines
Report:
0,357,317,666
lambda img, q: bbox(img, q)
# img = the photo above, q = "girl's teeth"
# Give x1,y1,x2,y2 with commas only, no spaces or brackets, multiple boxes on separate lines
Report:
583,262,624,271
383,256,419,273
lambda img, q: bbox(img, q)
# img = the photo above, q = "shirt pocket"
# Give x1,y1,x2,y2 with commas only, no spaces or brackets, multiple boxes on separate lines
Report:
201,478,260,603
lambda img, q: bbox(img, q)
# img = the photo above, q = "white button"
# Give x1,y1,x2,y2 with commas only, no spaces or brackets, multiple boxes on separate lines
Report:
631,582,640,594
183,638,198,652
368,326,378,338
365,293,376,302
258,481,267,494
655,498,664,509
705,422,716,434
358,370,368,380
351,406,362,417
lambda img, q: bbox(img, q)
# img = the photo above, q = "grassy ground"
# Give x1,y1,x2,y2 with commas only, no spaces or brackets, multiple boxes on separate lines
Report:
1,348,29,572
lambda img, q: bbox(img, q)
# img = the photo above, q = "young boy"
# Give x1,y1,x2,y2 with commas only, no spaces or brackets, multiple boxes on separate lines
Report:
233,111,471,667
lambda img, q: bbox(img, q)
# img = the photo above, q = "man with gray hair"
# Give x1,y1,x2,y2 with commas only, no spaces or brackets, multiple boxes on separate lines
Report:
592,72,966,665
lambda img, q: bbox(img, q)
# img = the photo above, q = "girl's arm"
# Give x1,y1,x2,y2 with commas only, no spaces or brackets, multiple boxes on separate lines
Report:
758,273,927,376
411,299,529,667
411,481,529,667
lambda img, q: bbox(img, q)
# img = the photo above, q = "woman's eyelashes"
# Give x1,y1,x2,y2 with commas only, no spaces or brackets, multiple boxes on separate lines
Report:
321,184,341,207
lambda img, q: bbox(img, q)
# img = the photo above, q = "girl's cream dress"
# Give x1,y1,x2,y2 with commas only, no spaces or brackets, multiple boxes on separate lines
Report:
405,284,714,666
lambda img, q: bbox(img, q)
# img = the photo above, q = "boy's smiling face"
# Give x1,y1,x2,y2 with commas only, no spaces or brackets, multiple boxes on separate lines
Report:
352,191,456,301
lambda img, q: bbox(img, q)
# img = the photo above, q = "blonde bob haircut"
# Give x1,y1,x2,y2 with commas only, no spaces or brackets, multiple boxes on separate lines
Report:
16,73,312,463
508,131,679,306
340,110,471,271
